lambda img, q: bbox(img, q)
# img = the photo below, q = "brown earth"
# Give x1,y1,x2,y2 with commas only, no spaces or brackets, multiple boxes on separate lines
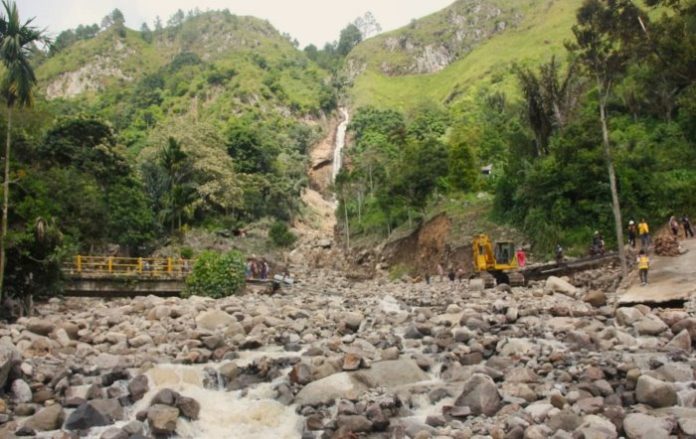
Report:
382,213,474,276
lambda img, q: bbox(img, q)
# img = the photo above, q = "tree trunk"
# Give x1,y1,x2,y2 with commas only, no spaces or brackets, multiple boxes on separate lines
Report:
0,108,11,301
598,81,627,278
343,197,350,250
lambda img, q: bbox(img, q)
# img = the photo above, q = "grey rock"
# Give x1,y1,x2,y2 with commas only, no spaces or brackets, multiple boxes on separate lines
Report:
195,309,234,331
616,307,644,326
128,375,149,402
547,410,582,432
337,415,372,433
24,404,64,432
0,340,20,389
623,413,674,439
147,404,179,435
635,375,677,408
666,329,691,352
11,379,32,403
453,373,501,416
89,399,124,422
176,396,200,420
633,315,668,336
65,402,111,430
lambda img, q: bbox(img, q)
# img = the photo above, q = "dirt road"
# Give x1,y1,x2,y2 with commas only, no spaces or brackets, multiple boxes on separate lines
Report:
619,237,696,304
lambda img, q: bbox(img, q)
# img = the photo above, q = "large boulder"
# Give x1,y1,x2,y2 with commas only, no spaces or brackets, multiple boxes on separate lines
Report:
176,396,200,420
64,402,111,430
24,404,64,431
147,404,180,435
634,316,669,336
26,318,54,336
453,373,501,416
11,379,32,403
666,329,691,353
623,413,674,439
545,276,578,296
128,375,149,402
294,373,367,407
635,375,677,408
195,310,235,331
89,399,124,422
0,340,20,389
616,307,644,326
352,359,429,388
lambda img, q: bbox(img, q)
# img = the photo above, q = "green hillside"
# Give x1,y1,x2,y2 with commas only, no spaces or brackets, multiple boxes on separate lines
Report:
348,0,582,110
37,11,332,127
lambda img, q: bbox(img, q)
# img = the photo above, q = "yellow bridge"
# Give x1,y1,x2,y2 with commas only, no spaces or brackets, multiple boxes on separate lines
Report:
63,256,192,280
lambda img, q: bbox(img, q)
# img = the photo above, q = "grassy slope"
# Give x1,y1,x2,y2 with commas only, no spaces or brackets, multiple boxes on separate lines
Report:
36,12,329,118
349,0,583,111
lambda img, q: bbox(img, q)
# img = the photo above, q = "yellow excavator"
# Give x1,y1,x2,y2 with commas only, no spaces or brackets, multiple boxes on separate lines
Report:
472,234,525,287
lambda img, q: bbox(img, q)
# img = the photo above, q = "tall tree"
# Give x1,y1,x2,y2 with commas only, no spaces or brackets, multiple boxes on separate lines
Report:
567,0,645,277
0,1,46,300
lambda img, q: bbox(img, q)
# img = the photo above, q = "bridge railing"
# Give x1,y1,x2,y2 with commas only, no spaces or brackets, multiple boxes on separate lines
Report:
63,256,192,279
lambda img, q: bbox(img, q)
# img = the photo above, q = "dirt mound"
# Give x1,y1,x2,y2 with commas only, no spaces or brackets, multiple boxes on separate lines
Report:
381,213,474,276
654,227,681,256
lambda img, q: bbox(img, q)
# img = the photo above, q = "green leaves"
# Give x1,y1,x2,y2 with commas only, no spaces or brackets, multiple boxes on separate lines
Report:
183,250,246,298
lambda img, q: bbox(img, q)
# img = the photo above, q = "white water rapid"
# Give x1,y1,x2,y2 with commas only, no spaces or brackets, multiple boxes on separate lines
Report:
331,107,349,181
85,349,304,439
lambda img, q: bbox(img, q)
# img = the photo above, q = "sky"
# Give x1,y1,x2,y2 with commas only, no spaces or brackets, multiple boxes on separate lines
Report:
21,0,454,47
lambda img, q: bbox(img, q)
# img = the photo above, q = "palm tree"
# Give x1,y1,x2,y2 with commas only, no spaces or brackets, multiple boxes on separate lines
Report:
0,1,46,299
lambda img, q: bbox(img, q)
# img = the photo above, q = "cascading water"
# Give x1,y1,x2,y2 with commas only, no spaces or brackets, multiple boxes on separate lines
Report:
332,107,350,181
85,349,304,439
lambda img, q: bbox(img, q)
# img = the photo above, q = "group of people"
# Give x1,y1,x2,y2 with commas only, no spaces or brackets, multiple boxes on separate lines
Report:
669,215,694,238
245,259,270,280
626,218,653,249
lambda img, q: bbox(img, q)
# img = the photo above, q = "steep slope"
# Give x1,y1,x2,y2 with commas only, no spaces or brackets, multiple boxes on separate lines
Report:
347,0,582,110
37,11,332,121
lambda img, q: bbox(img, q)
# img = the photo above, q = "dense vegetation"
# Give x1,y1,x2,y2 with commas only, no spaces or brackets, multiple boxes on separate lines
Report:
0,7,340,306
338,0,696,257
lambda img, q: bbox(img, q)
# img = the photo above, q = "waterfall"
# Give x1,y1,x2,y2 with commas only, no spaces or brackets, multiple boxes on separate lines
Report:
332,107,349,181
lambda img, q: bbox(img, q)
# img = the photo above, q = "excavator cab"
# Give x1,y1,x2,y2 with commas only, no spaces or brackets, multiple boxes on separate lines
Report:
494,242,517,267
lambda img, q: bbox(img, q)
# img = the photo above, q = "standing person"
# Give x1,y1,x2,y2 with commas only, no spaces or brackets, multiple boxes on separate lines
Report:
637,249,649,286
638,218,650,249
447,267,456,282
670,216,680,237
516,248,527,268
261,260,269,280
456,267,466,282
683,215,694,238
555,244,564,264
627,220,637,248
437,263,444,282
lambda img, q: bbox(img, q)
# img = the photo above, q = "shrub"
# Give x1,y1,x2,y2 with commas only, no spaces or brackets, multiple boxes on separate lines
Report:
180,246,194,259
183,250,245,298
269,221,297,247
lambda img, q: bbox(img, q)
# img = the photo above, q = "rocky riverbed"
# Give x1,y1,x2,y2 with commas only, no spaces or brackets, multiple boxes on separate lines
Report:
0,267,695,438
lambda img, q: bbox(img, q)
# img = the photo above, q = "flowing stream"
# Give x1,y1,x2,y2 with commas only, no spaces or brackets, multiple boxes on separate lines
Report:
332,107,350,181
85,349,304,439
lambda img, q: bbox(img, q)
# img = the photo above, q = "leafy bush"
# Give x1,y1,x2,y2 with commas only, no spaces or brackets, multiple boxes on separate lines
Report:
180,246,194,259
183,250,246,298
269,221,297,247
